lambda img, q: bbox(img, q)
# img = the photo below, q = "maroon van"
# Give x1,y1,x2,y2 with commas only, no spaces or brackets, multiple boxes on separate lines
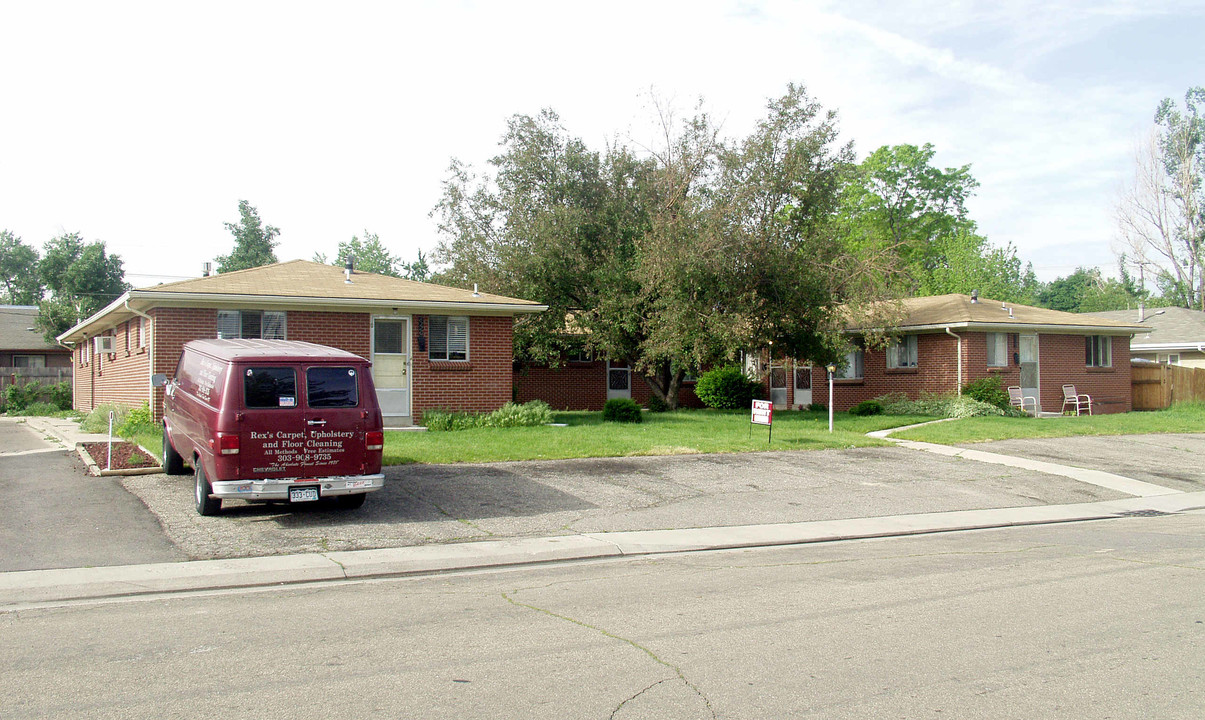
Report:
157,339,385,516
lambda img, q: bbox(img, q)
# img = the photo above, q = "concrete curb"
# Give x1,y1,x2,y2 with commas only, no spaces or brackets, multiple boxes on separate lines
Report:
5,491,1203,608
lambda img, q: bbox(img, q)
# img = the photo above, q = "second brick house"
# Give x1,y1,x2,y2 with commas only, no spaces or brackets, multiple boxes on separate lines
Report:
56,260,546,426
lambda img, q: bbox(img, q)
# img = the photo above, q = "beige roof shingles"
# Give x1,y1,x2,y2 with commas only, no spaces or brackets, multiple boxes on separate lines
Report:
58,260,546,343
863,294,1145,334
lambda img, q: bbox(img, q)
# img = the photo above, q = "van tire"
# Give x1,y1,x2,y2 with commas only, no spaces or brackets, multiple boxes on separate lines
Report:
335,493,367,510
163,425,186,476
195,463,221,516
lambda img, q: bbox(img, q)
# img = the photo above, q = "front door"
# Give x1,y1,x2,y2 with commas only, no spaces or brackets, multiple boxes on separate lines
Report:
1019,334,1040,411
769,364,788,409
372,317,410,424
794,363,813,408
607,361,631,401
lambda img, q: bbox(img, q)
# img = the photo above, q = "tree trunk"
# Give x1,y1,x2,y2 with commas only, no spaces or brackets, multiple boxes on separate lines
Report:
642,361,685,410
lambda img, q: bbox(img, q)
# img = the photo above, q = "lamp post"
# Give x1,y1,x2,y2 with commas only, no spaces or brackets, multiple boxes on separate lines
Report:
826,365,836,433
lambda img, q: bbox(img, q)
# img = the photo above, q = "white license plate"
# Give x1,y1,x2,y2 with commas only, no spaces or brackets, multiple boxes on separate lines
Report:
289,486,319,503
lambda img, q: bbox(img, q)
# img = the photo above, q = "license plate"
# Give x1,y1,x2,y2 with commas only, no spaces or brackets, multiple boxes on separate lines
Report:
289,486,319,503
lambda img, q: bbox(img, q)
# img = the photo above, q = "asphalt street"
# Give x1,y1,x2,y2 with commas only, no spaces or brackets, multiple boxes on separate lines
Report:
0,421,183,571
4,512,1202,719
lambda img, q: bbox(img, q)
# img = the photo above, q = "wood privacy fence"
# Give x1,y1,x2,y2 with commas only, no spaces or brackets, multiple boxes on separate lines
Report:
1131,363,1205,410
0,366,73,405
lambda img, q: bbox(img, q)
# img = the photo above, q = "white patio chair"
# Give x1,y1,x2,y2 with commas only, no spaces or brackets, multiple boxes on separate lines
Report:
1008,386,1037,416
1061,384,1092,416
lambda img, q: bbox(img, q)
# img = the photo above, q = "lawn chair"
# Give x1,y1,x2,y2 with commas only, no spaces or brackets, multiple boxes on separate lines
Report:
1008,386,1037,416
1061,384,1093,416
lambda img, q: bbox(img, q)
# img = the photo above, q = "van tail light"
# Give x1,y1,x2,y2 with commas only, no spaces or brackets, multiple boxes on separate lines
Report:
366,431,384,451
217,433,240,455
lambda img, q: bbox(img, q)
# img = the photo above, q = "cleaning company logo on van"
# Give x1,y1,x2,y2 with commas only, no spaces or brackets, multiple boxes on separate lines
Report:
248,430,355,469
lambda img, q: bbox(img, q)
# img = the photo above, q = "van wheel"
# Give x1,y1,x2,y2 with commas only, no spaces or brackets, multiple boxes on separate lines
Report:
163,425,186,476
195,463,221,516
335,493,367,510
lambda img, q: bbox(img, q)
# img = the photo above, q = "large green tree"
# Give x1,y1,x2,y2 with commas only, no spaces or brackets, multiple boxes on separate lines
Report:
433,85,886,407
1117,87,1205,309
35,233,128,341
314,232,432,280
1036,266,1147,313
216,200,279,273
0,230,44,305
839,143,1037,302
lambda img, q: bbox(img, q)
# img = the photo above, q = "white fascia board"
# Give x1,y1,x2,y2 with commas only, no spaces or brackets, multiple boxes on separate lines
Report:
56,291,133,343
1131,341,1205,351
847,321,1145,335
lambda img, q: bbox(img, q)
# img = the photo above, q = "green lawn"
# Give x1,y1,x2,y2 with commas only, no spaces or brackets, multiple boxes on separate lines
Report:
890,402,1205,445
382,410,933,465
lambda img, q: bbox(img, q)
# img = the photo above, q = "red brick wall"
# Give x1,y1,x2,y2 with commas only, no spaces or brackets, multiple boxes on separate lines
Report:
810,331,1132,414
412,314,513,417
514,361,704,410
72,319,152,414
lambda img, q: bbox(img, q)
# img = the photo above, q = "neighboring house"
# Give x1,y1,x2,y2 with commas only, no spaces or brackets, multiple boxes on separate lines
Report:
763,294,1145,415
55,261,546,426
0,305,72,369
1083,306,1205,368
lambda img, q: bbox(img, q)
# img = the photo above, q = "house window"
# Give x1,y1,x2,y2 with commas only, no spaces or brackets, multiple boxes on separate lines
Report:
217,310,286,340
1085,336,1112,368
566,347,592,363
1164,354,1180,365
13,355,45,369
835,348,864,379
429,316,468,361
986,333,1008,367
139,317,147,348
887,335,918,369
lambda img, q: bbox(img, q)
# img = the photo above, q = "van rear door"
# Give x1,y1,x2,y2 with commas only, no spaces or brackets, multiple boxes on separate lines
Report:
238,364,307,479
302,364,368,478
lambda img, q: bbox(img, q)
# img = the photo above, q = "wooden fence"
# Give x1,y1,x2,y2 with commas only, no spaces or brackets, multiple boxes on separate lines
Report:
0,366,73,408
1131,363,1205,410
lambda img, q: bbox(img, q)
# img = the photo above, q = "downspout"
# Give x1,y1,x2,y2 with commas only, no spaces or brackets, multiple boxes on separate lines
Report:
125,300,156,420
944,327,962,394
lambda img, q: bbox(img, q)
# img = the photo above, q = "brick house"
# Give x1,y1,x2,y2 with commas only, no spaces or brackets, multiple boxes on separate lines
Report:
761,294,1145,415
55,260,545,426
513,358,705,411
0,305,72,369
1085,306,1205,368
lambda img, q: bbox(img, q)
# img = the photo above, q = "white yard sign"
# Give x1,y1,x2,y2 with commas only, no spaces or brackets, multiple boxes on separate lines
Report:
751,400,773,426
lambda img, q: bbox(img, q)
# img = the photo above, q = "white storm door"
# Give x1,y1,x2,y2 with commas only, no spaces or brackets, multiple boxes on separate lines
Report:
769,364,789,409
1019,334,1039,411
607,361,631,400
372,317,411,418
794,364,813,408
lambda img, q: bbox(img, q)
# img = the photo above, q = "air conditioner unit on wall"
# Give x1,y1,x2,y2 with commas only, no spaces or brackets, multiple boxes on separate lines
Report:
94,336,115,354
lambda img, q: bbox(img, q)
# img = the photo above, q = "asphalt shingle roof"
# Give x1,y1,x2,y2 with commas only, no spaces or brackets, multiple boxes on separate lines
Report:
1084,306,1205,345
0,306,59,351
871,294,1144,333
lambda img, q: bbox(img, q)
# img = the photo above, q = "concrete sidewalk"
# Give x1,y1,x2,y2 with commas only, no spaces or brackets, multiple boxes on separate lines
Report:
3,490,1203,608
14,415,110,447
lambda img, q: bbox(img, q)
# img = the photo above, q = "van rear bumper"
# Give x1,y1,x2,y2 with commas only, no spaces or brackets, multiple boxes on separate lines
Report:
210,474,386,501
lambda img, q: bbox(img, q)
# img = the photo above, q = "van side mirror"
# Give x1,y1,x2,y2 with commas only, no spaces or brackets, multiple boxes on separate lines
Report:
152,373,169,388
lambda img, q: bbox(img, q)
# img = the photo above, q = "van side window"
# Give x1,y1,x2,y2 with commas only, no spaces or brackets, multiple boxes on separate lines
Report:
244,367,298,408
307,367,359,408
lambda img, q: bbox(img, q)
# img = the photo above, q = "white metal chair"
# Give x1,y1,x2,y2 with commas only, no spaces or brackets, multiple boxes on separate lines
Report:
1008,386,1037,416
1061,384,1093,416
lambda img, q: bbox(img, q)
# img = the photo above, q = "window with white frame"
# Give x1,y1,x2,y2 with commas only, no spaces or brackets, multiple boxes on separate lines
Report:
429,316,468,361
886,335,918,369
217,310,286,340
1085,335,1112,367
986,332,1008,367
138,317,147,347
835,348,864,379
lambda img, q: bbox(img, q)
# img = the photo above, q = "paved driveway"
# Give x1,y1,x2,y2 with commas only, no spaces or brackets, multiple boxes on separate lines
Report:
0,420,184,571
120,443,1132,561
963,433,1205,493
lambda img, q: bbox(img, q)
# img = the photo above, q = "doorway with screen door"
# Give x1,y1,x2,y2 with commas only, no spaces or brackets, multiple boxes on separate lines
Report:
372,317,411,427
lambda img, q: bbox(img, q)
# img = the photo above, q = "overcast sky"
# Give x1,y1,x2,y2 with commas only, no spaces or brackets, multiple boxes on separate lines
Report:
1,0,1201,289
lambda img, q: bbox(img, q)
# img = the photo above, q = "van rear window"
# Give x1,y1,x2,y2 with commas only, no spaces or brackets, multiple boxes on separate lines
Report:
307,367,359,408
244,367,298,408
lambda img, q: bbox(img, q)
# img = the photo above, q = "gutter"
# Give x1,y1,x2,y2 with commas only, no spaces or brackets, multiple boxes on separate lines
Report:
944,327,962,393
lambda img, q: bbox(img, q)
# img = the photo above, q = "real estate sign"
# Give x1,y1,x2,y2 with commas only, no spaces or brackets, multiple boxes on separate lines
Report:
751,400,772,426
